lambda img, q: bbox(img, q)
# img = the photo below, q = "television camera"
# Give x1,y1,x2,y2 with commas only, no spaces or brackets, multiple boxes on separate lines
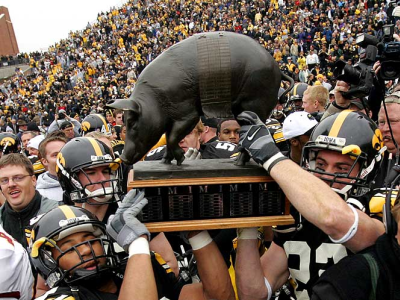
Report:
333,24,400,99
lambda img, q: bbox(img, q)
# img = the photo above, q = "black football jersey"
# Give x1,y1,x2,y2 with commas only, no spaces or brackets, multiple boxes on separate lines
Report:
144,145,167,161
201,140,238,159
273,220,352,300
111,140,125,158
272,196,370,299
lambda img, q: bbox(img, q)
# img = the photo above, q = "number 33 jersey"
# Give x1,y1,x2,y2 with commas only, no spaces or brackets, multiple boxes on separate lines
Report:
273,216,351,300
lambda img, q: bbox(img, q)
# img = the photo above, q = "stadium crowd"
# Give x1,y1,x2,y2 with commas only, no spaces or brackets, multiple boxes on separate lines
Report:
0,0,400,300
0,0,399,129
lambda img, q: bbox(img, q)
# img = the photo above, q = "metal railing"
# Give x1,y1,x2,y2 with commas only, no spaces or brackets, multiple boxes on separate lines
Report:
0,58,29,69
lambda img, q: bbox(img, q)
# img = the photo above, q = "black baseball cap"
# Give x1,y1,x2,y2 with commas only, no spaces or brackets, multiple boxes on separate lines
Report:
27,122,40,132
60,121,73,130
200,116,219,129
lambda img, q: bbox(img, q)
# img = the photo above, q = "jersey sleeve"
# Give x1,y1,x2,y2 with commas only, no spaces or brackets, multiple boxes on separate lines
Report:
368,189,398,220
0,227,34,300
151,252,185,300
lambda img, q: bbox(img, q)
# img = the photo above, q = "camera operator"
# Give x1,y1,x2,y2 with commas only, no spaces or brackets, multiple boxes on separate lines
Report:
47,109,81,136
330,25,400,121
322,60,391,123
320,80,354,121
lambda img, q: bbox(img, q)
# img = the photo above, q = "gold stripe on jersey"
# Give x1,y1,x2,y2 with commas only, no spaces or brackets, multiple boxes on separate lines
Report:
110,158,121,171
154,252,173,274
33,161,46,174
328,110,352,137
111,140,125,148
273,130,285,143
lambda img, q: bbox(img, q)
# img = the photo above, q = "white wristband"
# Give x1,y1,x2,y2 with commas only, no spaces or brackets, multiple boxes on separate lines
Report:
128,237,150,258
264,277,272,300
188,230,213,250
237,228,258,240
263,152,286,172
329,204,359,244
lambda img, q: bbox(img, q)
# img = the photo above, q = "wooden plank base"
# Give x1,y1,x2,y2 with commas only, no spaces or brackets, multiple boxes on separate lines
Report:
145,215,294,232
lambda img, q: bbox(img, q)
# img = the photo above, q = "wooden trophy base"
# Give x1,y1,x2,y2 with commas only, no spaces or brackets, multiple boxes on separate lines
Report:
129,159,294,232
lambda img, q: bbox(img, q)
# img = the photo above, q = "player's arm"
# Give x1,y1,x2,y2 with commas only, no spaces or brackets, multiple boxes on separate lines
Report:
179,231,235,300
68,117,81,130
237,112,384,253
119,236,158,300
149,232,179,277
235,229,289,299
106,190,158,300
321,81,352,121
269,160,384,252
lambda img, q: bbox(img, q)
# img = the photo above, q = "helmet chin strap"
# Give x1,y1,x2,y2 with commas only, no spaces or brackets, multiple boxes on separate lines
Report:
331,184,353,200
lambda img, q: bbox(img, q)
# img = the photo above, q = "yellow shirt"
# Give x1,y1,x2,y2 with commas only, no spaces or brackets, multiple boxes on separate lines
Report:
297,57,306,70
273,51,283,62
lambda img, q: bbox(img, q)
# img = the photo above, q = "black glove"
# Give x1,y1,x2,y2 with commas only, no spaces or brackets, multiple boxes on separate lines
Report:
237,111,288,173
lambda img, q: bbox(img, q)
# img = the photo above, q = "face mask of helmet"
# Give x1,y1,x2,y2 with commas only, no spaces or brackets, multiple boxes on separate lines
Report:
44,235,112,287
30,213,119,288
57,138,123,204
301,110,386,198
286,97,304,112
70,169,121,204
272,109,284,119
301,137,384,199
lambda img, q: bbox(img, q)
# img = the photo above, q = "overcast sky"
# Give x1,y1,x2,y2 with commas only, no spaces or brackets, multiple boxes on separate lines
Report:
1,0,126,53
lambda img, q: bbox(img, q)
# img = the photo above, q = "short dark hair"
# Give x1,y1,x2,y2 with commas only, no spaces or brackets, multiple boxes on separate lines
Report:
21,131,38,139
113,109,123,118
0,153,34,175
217,118,237,134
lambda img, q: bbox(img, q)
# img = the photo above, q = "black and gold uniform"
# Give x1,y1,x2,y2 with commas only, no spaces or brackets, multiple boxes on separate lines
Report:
29,206,184,300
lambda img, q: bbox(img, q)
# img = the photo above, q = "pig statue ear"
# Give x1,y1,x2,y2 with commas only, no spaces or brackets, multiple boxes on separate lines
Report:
106,99,141,114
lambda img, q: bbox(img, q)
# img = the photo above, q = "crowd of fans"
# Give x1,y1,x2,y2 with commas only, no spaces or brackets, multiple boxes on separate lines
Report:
0,0,399,131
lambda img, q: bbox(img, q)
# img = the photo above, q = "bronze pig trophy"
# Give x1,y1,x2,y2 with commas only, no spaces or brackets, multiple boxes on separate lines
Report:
107,31,293,166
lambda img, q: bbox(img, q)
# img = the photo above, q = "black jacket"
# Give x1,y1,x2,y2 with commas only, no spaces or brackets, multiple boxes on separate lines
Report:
0,191,59,248
312,234,400,300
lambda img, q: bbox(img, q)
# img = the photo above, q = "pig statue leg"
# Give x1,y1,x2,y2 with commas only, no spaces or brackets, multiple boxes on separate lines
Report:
162,116,200,165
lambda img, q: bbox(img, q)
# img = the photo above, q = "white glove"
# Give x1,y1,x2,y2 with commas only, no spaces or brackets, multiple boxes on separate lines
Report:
184,147,201,160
